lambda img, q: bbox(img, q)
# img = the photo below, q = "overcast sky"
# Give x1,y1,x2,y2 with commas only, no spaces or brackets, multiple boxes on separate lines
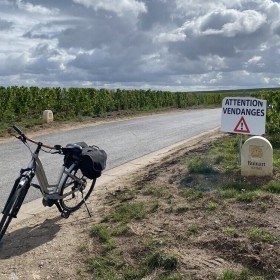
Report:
0,0,280,91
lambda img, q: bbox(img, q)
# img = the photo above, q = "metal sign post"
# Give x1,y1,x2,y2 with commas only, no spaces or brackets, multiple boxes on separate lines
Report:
239,134,243,163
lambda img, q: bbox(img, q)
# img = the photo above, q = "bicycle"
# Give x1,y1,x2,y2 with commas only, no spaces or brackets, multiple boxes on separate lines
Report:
0,125,107,242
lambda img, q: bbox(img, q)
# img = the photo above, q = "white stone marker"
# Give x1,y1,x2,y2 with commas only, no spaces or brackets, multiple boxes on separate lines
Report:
43,110,54,123
241,136,273,177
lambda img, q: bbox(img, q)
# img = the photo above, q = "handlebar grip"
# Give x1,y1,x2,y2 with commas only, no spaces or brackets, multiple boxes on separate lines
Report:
12,125,24,135
54,145,62,151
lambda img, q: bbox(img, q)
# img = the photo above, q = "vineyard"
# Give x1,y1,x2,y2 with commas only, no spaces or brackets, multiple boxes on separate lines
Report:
0,86,277,135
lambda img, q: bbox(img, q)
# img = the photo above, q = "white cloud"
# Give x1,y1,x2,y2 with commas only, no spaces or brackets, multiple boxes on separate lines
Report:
16,0,59,15
72,0,147,16
154,30,186,43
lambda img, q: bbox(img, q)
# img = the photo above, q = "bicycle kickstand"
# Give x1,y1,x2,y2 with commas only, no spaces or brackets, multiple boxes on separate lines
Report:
83,198,92,218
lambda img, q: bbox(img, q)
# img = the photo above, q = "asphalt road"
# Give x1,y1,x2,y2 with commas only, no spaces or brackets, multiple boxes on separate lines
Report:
0,109,221,208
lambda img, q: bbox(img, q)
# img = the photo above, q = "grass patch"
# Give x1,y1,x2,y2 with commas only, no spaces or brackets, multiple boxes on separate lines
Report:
207,201,219,210
142,184,171,198
180,188,204,200
188,224,199,235
175,204,190,214
236,191,258,203
219,188,239,199
187,157,216,174
111,201,146,223
87,256,124,279
223,227,239,237
216,268,264,280
144,251,178,271
247,227,277,244
262,181,280,194
111,224,131,236
91,224,116,250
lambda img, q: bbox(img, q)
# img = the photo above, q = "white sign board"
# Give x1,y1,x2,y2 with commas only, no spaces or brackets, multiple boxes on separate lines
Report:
221,97,266,135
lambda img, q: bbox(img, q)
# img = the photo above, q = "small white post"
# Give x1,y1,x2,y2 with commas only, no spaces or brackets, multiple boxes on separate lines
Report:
43,110,54,123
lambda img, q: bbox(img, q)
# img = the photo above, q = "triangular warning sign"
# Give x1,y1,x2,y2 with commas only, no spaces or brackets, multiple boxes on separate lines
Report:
234,116,250,133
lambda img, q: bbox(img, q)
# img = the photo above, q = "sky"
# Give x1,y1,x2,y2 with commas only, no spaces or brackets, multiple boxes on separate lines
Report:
0,0,280,91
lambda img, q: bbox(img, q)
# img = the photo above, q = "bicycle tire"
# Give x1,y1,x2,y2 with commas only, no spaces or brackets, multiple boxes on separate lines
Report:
0,185,28,242
59,168,96,212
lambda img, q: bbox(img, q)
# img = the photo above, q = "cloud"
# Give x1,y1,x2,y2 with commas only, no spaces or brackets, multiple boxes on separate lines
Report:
72,0,147,16
0,18,13,30
16,0,59,15
0,0,280,90
198,9,266,37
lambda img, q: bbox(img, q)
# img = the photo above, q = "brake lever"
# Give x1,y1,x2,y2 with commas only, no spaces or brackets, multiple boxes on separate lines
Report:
51,151,61,155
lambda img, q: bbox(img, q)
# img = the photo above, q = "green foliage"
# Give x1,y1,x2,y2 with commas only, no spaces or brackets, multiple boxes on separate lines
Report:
262,181,280,193
111,201,146,223
0,86,254,131
187,157,216,174
247,227,277,244
216,268,253,280
144,251,178,271
253,90,280,134
87,256,123,279
91,224,116,250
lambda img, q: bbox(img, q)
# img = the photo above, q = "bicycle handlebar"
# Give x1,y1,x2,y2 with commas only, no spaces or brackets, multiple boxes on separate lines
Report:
12,125,59,151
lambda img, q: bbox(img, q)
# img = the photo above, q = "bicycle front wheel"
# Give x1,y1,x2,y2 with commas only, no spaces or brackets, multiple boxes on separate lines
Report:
0,185,28,242
59,168,96,212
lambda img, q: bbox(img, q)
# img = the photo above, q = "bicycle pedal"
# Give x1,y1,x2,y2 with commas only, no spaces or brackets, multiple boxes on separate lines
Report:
61,210,70,219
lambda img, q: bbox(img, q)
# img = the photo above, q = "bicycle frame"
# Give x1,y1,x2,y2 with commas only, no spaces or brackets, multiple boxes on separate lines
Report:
34,154,77,200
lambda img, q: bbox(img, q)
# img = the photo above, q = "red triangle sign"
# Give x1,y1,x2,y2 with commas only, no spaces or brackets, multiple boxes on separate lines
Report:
234,116,250,133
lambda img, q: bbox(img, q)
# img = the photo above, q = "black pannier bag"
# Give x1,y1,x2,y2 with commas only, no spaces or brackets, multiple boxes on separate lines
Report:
79,145,107,179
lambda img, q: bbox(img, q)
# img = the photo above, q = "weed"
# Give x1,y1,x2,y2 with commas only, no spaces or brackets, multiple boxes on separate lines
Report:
87,256,123,279
223,227,239,237
142,184,170,198
188,224,199,235
156,272,184,280
187,157,216,174
236,191,257,203
207,201,219,210
112,224,130,236
112,202,146,223
247,227,277,244
145,238,167,251
122,267,146,280
150,200,161,212
217,268,250,280
262,181,280,194
91,224,116,250
180,188,204,200
145,251,178,271
219,188,239,199
216,267,265,280
175,205,190,214
256,202,268,213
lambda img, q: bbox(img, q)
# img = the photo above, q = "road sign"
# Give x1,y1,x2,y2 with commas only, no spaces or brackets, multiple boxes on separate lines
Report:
221,97,266,135
233,116,250,133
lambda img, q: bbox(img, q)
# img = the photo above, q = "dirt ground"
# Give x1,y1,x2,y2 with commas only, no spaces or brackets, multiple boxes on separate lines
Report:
0,127,279,279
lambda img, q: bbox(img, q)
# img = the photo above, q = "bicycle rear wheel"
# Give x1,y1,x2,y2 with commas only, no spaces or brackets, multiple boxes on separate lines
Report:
0,185,28,242
59,168,96,212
